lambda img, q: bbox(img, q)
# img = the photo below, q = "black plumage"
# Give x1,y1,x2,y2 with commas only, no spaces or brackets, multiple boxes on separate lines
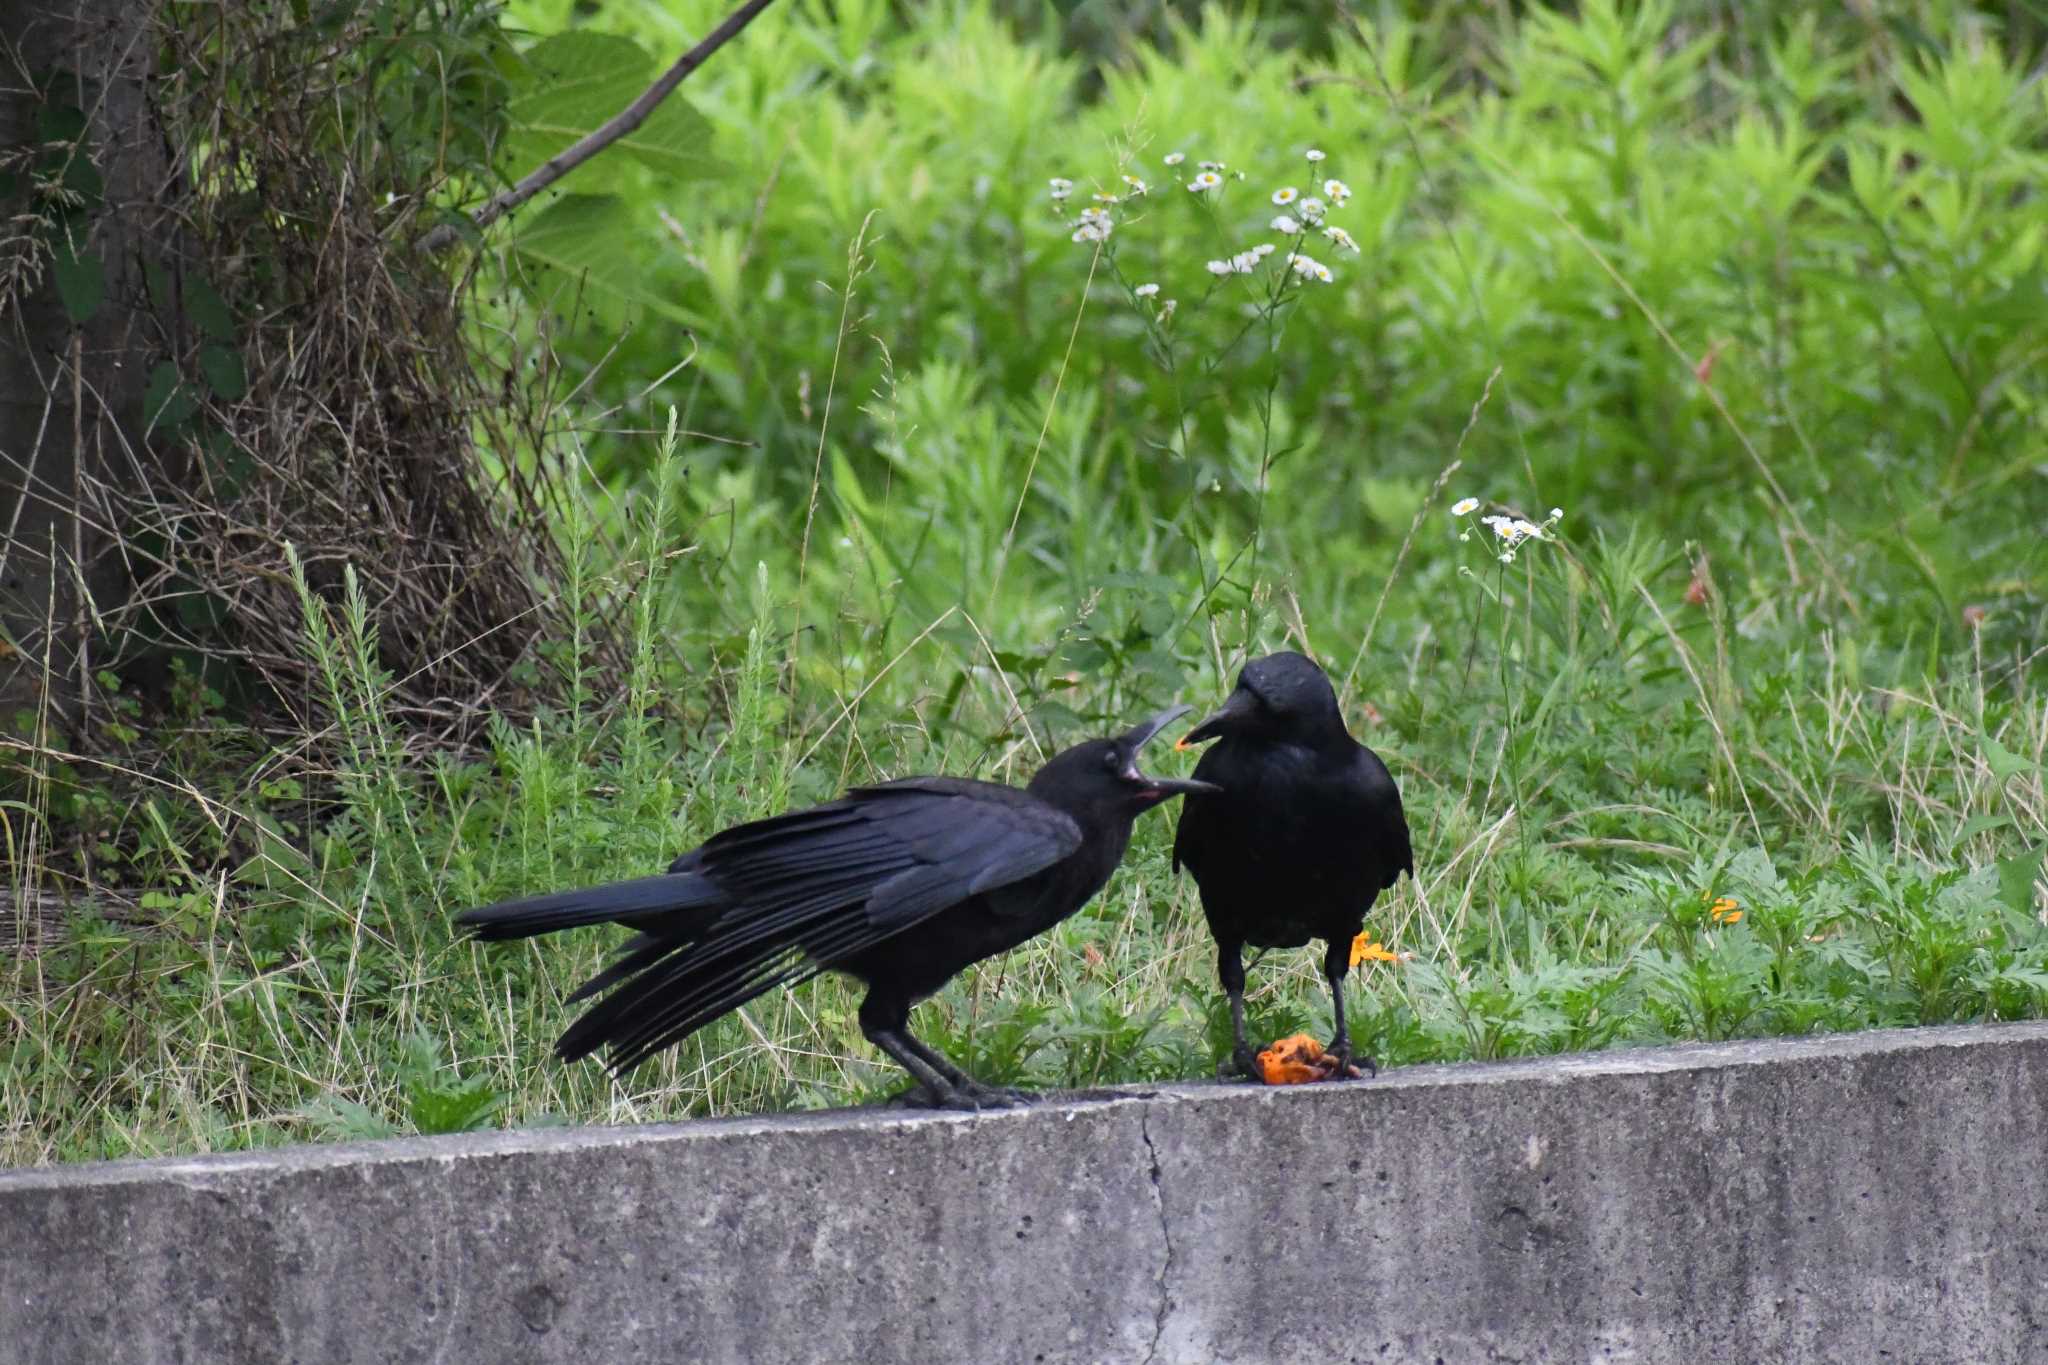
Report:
457,706,1216,1108
1172,651,1413,1080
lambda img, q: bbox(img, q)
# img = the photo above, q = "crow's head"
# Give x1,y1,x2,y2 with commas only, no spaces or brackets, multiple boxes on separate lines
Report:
1177,650,1346,749
1032,704,1222,812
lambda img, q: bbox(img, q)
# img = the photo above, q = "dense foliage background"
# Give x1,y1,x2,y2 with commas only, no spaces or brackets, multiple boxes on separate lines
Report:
6,0,2044,1162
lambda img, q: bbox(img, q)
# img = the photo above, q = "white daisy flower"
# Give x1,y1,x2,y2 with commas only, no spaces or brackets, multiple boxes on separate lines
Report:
1272,214,1302,234
1321,224,1360,253
1323,178,1351,204
1189,171,1223,193
1313,261,1333,282
1306,148,1327,162
1159,299,1177,321
1049,178,1074,201
1271,186,1299,205
1134,282,1160,298
1254,242,1276,257
1451,497,1479,516
1206,259,1232,275
1122,175,1148,196
1512,519,1545,540
1231,249,1260,272
1092,191,1119,204
1163,152,1186,166
1298,196,1326,223
1199,160,1226,172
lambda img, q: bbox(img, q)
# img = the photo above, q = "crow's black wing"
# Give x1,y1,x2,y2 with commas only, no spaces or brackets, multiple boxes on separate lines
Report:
558,778,1082,1071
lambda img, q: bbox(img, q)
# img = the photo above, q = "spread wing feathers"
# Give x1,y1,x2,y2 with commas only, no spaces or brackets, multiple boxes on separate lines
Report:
557,781,1083,1073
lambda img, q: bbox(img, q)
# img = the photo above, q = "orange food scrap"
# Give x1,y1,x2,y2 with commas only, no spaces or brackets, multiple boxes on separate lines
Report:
1254,1034,1368,1085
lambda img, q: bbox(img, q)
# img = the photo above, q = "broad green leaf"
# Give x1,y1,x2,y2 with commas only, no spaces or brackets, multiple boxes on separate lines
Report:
500,32,723,189
143,361,197,431
199,344,247,401
1998,846,2045,916
506,192,645,320
50,240,103,324
185,274,237,343
1984,737,2037,783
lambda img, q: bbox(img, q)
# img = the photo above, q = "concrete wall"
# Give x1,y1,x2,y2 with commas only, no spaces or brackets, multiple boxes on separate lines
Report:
5,1022,2046,1364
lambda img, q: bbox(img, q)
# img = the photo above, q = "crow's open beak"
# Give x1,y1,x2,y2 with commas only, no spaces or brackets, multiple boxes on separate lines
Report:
1120,704,1222,799
1175,689,1256,750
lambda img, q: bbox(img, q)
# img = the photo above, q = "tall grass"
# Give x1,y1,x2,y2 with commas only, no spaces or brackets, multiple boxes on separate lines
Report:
4,0,2044,1165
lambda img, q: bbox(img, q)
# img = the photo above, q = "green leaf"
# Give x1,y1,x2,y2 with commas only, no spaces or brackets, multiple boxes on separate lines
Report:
199,344,247,400
143,362,198,432
408,1077,502,1136
500,32,722,189
1997,846,2045,916
506,192,646,319
185,274,237,343
50,239,103,324
1984,737,2037,783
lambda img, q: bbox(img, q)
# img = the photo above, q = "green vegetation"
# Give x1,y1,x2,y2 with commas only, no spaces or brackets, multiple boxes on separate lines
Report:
5,0,2045,1164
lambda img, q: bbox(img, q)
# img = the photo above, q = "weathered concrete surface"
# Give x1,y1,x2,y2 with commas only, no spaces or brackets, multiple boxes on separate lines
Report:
4,1023,2047,1364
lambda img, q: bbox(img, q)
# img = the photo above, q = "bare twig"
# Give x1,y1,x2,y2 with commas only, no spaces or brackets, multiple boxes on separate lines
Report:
419,0,781,255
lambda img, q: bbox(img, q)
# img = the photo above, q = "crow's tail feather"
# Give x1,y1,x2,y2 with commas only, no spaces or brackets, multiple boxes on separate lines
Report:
454,873,725,942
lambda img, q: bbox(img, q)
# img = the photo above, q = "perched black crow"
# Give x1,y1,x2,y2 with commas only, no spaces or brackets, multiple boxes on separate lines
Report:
457,706,1216,1109
1172,652,1413,1080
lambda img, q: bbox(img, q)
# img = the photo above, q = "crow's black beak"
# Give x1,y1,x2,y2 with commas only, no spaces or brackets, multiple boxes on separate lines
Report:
1122,704,1193,752
1176,689,1256,750
1119,704,1222,800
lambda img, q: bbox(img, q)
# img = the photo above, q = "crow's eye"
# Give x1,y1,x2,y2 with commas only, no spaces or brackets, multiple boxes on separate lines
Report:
1102,748,1122,771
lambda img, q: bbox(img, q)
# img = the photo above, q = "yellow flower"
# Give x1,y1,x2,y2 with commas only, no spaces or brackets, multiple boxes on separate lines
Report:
1350,931,1400,968
1704,893,1742,925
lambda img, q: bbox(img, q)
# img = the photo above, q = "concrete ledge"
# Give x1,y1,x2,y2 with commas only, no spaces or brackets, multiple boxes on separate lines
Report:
6,1023,2048,1363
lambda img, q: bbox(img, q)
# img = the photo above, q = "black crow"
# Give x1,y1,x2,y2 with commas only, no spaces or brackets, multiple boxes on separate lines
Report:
1172,652,1413,1080
458,706,1216,1109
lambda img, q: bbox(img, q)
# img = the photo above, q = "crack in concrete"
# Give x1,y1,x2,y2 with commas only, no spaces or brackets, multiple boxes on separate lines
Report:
1138,1106,1175,1364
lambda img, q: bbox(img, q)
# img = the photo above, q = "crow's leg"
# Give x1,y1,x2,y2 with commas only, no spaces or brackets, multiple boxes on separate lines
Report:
1322,936,1376,1079
860,994,1017,1110
1218,942,1261,1081
898,1029,1036,1106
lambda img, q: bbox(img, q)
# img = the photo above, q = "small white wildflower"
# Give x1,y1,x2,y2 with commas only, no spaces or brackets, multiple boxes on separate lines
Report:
1122,175,1148,196
1500,550,1517,564
1459,531,1471,542
1092,191,1119,204
1306,148,1327,163
1512,518,1545,540
1233,249,1261,272
1134,282,1160,298
1077,205,1109,223
1253,242,1275,257
1163,152,1186,166
1298,197,1326,223
1189,171,1223,193
1271,214,1302,234
1321,225,1359,253
1072,222,1111,243
1159,298,1177,322
1049,178,1073,201
1286,252,1332,282
1451,497,1479,516
1323,178,1351,204
1199,160,1226,172
1206,258,1232,275
1550,507,1564,519
1271,186,1299,205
